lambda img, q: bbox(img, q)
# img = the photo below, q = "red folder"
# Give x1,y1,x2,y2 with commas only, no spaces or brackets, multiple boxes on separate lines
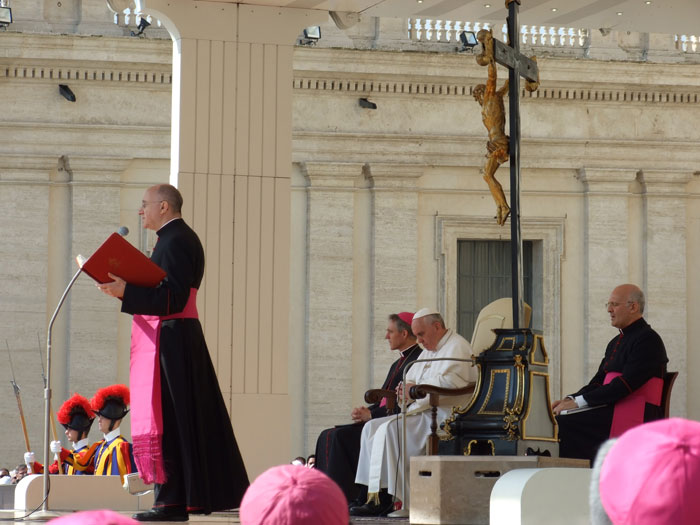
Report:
80,233,166,287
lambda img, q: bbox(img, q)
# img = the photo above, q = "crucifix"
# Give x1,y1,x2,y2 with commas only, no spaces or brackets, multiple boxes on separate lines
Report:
474,0,539,329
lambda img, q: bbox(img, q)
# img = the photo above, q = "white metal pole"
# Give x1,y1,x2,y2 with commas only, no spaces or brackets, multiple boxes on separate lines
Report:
25,266,82,521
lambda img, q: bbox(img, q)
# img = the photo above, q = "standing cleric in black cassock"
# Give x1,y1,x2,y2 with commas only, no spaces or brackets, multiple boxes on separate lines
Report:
315,312,421,504
98,184,249,522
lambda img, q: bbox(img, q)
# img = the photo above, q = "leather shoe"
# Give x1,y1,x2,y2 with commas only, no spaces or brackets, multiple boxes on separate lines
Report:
348,500,394,517
348,496,365,511
132,508,189,522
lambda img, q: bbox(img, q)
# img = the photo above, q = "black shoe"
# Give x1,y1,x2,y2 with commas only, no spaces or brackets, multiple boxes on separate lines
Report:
348,485,368,510
132,508,189,522
348,500,394,517
348,496,365,511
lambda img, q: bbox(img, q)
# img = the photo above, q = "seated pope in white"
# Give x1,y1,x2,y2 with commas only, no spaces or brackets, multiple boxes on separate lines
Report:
353,308,476,512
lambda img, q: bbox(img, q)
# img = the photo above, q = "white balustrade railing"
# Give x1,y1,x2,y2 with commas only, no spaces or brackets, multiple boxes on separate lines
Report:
409,19,700,56
408,19,496,43
675,34,698,52
520,25,588,47
112,7,162,32
408,18,588,49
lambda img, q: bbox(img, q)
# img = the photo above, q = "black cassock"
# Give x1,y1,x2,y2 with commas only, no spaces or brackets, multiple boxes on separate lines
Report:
557,318,668,462
315,344,421,502
122,218,249,513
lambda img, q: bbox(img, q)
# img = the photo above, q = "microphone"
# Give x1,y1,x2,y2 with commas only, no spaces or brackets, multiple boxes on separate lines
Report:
117,226,129,237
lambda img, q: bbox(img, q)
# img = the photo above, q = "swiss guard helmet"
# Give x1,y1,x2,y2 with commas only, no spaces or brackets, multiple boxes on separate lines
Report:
91,384,130,422
57,394,95,436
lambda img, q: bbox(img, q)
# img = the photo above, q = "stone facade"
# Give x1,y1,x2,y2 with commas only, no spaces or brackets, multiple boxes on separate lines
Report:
292,22,700,453
0,3,173,471
1,3,699,471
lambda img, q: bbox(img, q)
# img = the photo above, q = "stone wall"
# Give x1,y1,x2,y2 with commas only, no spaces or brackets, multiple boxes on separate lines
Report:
0,27,172,470
291,25,700,453
1,4,699,469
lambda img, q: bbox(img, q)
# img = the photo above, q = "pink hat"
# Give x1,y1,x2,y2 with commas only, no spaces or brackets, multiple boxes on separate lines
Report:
240,464,348,525
49,510,137,524
398,312,414,325
599,418,700,525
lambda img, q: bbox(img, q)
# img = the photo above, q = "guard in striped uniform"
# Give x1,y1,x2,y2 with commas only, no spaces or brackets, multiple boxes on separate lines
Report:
51,393,98,475
91,384,137,483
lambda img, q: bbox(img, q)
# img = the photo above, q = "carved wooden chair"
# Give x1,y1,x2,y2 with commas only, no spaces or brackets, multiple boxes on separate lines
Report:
661,371,678,419
364,384,476,455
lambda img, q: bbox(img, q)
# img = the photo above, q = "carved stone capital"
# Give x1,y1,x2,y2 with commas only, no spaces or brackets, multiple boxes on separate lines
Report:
364,163,423,190
302,161,364,188
576,168,638,193
0,154,130,183
639,170,695,195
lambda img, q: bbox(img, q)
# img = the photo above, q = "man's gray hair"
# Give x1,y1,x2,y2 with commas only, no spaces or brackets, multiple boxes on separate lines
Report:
629,288,645,314
421,313,446,328
155,184,184,214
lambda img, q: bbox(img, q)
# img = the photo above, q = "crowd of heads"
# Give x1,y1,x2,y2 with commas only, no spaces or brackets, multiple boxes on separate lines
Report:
290,454,315,468
0,463,28,485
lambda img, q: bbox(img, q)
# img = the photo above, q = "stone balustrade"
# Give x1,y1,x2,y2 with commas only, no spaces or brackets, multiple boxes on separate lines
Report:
676,34,699,52
314,16,700,63
408,18,588,50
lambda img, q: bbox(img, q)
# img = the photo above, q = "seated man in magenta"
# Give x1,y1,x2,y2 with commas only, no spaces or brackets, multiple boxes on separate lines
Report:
315,312,421,504
553,284,668,462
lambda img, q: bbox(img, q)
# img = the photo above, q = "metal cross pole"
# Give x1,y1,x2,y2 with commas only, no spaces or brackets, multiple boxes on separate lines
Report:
490,0,539,329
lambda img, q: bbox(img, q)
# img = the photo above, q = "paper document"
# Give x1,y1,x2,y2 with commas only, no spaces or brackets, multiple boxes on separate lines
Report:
560,404,608,415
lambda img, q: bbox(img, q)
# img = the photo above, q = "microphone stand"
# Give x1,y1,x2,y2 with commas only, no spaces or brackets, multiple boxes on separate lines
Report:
387,356,473,518
28,265,83,520
29,228,125,519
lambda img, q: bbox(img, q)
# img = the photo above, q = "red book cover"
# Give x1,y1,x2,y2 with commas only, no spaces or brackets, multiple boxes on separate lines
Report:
80,233,166,287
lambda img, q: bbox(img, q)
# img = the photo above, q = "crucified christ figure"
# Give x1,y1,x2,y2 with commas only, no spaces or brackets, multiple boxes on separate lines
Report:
474,28,510,226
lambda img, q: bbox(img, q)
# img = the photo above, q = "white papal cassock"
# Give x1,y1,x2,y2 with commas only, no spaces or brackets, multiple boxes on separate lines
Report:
355,328,476,507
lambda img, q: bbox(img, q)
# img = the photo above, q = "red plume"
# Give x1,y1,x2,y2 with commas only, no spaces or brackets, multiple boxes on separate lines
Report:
91,384,130,412
57,393,94,425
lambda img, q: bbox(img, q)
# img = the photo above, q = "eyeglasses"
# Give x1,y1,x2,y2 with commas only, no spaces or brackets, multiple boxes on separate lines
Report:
140,200,164,210
605,301,634,309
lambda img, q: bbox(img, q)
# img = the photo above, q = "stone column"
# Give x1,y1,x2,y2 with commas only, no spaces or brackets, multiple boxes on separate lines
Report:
640,170,692,416
576,168,638,380
366,164,421,379
304,162,364,449
131,0,327,476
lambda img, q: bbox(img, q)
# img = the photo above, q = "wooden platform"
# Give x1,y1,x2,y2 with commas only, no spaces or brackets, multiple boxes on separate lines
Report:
6,474,407,523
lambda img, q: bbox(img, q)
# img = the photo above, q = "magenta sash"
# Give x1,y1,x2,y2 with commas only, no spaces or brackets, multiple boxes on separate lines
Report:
130,288,198,484
604,371,663,438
